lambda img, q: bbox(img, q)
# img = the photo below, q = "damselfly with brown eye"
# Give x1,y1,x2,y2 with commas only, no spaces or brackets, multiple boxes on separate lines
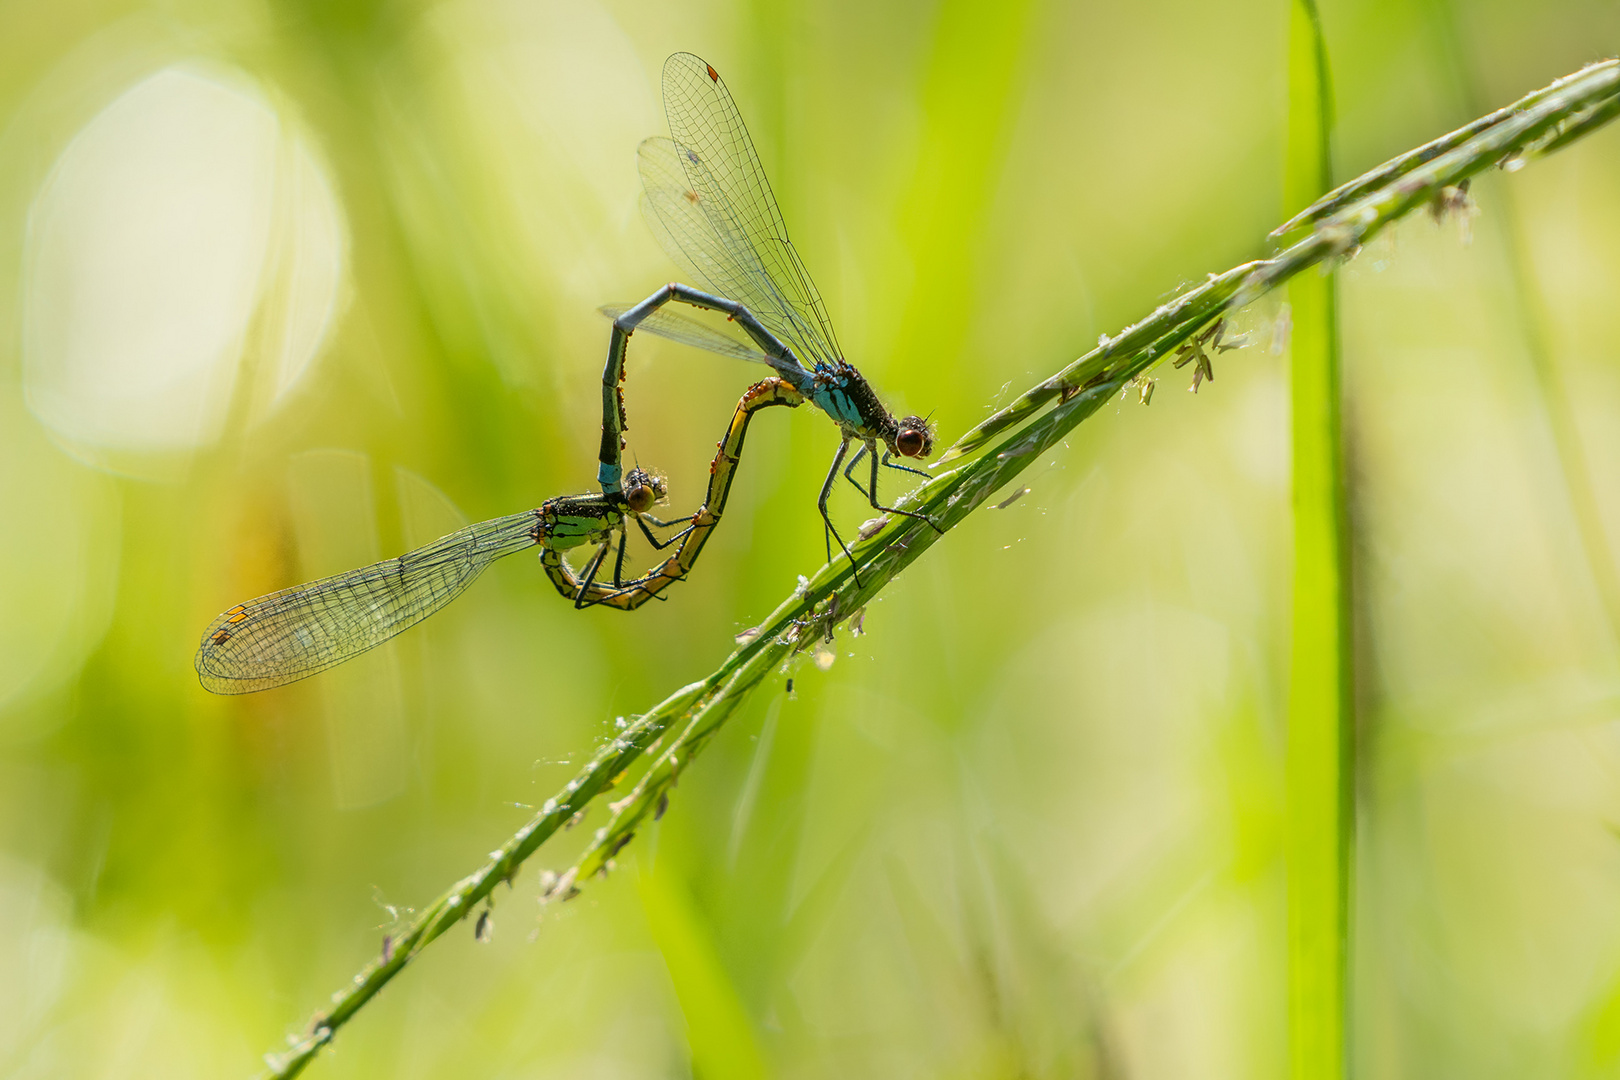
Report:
600,53,941,585
197,369,812,692
194,468,690,694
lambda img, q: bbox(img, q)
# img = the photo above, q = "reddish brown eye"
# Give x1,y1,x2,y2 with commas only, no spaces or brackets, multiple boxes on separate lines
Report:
626,485,655,514
895,416,934,458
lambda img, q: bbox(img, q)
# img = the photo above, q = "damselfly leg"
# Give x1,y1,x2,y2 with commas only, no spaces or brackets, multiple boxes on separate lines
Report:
585,511,697,610
817,439,858,577
841,442,941,521
880,451,933,482
552,377,806,609
602,53,939,583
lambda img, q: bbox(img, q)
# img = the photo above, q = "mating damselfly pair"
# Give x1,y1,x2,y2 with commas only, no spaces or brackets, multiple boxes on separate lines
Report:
195,53,939,694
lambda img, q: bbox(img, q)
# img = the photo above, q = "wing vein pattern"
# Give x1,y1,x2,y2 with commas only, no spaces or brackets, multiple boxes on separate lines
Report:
196,510,540,693
638,52,842,369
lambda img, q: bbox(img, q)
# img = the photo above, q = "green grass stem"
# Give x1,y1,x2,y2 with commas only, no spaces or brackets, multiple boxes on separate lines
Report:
264,57,1620,1079
1283,2,1351,1079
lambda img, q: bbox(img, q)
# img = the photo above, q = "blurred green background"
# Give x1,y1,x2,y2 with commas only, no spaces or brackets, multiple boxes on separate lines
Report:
1,0,1618,1076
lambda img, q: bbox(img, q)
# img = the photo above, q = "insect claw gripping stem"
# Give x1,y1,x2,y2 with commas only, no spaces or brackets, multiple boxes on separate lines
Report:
862,441,943,536
816,438,863,586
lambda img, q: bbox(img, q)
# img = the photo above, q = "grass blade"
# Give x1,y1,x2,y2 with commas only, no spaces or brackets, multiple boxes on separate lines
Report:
1283,3,1352,1079
638,868,770,1080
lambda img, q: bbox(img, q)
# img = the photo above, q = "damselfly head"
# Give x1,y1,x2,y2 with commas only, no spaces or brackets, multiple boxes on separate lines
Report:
624,468,668,514
894,416,934,459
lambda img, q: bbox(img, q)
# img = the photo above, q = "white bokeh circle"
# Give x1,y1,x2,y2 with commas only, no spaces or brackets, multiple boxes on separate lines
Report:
21,64,345,459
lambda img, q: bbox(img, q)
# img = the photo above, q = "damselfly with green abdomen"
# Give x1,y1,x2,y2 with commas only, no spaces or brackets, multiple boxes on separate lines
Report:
195,469,687,694
602,53,941,583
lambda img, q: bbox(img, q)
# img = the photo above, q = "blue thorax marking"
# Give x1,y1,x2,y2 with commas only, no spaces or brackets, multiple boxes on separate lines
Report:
811,384,864,427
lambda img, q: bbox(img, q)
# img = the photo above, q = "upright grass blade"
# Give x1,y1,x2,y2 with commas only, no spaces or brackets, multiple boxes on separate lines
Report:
1283,3,1352,1079
637,868,769,1080
893,0,1040,371
262,58,1620,1078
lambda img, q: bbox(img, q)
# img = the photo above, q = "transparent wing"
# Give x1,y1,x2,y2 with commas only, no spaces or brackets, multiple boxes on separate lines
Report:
195,510,540,694
637,137,780,339
598,303,771,364
637,52,842,368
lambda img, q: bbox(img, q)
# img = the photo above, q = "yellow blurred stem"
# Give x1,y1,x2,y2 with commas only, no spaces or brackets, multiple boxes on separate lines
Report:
1285,2,1352,1079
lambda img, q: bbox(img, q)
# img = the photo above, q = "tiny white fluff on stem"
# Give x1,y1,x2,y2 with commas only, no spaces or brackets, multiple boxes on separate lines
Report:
1270,304,1293,355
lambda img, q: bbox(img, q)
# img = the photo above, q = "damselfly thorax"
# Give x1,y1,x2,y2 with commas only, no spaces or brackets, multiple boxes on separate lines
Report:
598,54,941,583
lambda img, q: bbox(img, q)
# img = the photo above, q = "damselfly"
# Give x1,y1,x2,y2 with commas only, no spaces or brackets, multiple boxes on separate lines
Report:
195,468,688,694
554,376,805,607
603,53,940,583
197,371,807,691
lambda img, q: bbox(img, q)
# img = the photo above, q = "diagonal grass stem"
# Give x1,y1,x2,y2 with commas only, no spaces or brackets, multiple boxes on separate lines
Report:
264,56,1620,1079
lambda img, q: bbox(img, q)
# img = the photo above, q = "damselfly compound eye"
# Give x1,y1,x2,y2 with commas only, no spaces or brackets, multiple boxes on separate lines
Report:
624,468,665,513
895,419,932,458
